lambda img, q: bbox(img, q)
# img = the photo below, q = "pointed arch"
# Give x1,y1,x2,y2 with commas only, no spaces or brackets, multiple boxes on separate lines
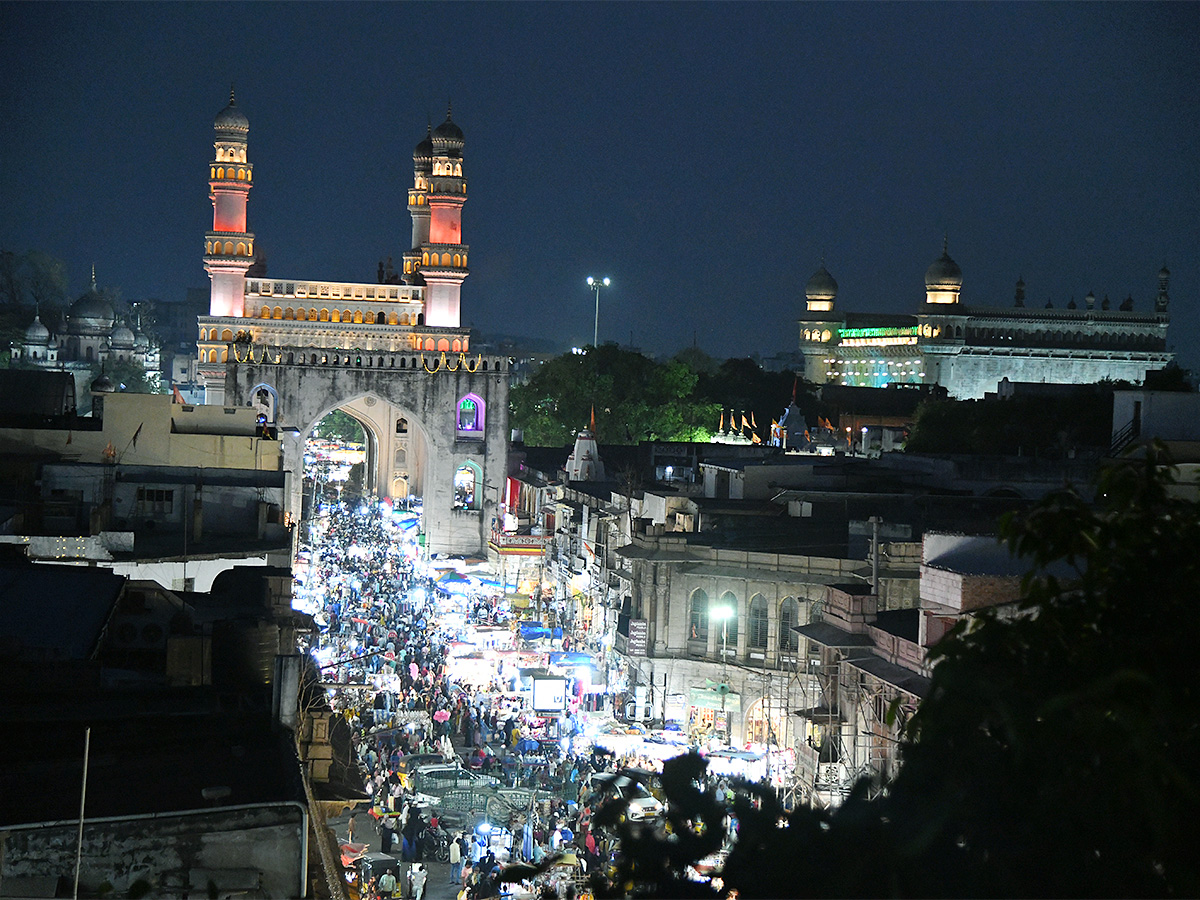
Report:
456,392,485,438
749,593,768,649
689,589,709,642
718,591,739,650
779,597,800,652
453,460,482,511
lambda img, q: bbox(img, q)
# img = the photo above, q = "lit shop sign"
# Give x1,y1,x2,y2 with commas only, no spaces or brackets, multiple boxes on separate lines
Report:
532,676,567,713
838,326,919,348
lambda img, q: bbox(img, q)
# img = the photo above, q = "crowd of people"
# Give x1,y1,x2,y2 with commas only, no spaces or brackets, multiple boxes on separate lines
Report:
299,503,629,900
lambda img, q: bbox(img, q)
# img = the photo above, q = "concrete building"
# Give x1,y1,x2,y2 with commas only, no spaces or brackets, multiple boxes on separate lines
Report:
0,374,290,591
797,246,1174,399
0,557,340,898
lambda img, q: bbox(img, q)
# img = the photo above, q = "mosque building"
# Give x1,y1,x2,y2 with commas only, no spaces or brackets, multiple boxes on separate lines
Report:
797,243,1173,400
10,269,159,408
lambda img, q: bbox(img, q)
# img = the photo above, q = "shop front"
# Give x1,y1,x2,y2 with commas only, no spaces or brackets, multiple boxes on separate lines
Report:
687,687,741,746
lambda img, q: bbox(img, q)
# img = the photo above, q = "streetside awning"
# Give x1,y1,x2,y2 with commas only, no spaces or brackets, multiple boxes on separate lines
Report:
791,706,844,723
843,654,932,699
793,621,875,649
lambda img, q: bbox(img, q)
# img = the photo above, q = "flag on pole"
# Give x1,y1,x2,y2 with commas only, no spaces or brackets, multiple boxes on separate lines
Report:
719,410,724,432
131,423,143,450
751,432,762,444
751,412,758,429
741,414,751,432
172,385,186,404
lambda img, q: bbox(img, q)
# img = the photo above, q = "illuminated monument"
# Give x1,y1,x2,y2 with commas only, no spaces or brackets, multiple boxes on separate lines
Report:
195,91,507,555
797,241,1173,399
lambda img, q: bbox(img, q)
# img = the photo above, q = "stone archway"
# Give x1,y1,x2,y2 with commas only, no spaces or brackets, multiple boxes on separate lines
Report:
223,353,509,556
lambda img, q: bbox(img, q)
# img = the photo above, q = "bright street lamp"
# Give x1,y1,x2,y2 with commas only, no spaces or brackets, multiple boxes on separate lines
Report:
586,276,611,348
711,604,734,743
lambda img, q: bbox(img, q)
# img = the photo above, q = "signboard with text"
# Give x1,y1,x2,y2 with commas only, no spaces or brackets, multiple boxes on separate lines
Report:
627,618,649,656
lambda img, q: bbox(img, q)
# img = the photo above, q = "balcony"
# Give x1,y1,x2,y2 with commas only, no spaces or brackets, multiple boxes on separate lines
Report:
488,527,550,557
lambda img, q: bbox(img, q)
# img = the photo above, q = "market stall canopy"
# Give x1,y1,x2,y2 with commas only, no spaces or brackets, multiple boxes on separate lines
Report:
547,651,594,667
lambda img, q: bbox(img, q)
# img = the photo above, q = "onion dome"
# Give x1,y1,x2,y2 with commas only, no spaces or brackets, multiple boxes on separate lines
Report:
1159,264,1170,280
24,315,50,345
433,111,463,142
214,86,249,139
805,265,838,303
413,124,433,175
68,275,116,335
414,124,433,159
109,322,136,350
90,373,116,393
431,104,464,158
133,329,149,352
925,239,963,290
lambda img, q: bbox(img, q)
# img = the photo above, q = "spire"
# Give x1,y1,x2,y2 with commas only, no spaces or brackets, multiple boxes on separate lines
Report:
589,405,596,434
942,232,948,255
229,83,236,106
91,264,97,291
446,99,452,121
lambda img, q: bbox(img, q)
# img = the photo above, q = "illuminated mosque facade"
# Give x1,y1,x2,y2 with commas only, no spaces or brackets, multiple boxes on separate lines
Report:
797,243,1173,400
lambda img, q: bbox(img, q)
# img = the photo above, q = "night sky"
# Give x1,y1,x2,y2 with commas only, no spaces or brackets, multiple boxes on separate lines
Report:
2,3,1197,368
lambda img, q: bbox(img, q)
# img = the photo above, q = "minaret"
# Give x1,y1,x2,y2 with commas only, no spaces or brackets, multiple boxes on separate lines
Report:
1156,265,1170,313
924,236,963,304
204,87,255,317
403,125,433,285
417,105,469,328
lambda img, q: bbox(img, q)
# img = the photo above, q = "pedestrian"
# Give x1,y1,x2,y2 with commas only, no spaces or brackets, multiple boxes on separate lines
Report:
448,830,463,883
380,815,396,854
378,867,398,899
347,813,357,843
410,862,427,900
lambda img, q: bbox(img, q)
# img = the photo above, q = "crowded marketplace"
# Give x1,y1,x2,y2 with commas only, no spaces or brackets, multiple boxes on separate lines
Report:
293,491,775,900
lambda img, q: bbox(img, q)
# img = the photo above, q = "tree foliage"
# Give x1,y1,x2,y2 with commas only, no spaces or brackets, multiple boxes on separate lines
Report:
92,357,161,394
509,347,812,446
510,345,719,445
601,453,1200,897
312,409,365,444
905,388,1117,456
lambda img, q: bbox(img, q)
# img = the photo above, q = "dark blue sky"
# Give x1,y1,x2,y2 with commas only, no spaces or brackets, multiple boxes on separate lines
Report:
2,2,1197,368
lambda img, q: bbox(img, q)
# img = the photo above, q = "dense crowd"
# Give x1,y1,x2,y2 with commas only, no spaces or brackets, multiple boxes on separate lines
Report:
300,504,621,900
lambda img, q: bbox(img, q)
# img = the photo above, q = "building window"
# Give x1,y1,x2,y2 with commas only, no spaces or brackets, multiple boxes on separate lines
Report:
749,594,768,649
779,597,800,652
135,488,174,516
453,463,480,510
689,589,709,641
718,591,739,649
457,394,485,438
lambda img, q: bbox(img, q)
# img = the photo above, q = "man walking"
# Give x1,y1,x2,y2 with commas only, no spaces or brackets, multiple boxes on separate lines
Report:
448,832,463,884
378,867,398,899
410,863,427,900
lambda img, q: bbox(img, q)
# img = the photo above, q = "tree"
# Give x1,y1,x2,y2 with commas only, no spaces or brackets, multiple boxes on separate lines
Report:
313,409,365,444
599,453,1200,897
509,347,720,446
92,357,161,394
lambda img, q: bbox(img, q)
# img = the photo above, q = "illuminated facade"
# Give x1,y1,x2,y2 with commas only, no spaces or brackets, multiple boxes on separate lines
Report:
798,245,1173,399
195,93,507,556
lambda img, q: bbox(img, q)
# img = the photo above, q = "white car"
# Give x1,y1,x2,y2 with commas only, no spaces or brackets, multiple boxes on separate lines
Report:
587,772,664,821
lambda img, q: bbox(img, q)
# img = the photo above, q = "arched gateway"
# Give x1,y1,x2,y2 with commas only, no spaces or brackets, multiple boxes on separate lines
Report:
194,92,506,555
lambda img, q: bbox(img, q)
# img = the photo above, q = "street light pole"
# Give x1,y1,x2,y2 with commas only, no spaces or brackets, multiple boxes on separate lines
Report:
586,276,610,348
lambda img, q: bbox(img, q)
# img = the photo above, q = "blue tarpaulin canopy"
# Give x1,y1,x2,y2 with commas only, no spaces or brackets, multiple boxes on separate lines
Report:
519,622,552,641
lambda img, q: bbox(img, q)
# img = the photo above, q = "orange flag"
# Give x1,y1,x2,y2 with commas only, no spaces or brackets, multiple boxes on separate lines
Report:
719,410,724,432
